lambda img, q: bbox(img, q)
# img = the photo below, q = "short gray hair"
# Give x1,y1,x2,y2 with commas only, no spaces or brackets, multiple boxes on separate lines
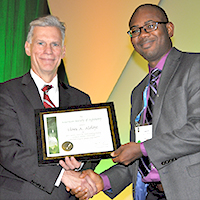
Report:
27,15,65,46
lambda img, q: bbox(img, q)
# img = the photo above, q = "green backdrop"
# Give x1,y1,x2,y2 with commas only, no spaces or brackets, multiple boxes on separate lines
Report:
0,0,50,83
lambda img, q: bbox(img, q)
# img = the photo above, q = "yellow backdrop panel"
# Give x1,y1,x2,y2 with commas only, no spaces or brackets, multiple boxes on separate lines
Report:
48,0,159,103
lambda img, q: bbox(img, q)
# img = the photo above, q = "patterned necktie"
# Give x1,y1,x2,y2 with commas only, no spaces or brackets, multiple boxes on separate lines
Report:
146,68,162,124
139,68,162,178
42,85,56,108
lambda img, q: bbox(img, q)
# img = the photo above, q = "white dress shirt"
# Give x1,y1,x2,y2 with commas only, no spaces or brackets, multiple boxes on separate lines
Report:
30,69,59,107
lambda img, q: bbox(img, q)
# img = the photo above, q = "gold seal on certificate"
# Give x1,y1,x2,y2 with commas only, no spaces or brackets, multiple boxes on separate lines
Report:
62,142,73,151
35,102,121,166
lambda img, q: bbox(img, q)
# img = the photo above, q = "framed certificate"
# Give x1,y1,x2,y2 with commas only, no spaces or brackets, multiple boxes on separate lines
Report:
35,102,121,166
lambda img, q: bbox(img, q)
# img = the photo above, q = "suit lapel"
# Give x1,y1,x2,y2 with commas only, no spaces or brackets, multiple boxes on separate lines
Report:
139,76,149,124
21,72,44,109
21,73,71,109
59,81,70,108
153,48,182,132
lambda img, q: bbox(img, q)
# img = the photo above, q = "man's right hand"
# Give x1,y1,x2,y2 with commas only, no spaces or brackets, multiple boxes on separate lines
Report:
71,169,104,200
61,170,97,200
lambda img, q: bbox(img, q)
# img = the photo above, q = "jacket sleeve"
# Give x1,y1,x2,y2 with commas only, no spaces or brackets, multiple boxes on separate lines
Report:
102,162,137,199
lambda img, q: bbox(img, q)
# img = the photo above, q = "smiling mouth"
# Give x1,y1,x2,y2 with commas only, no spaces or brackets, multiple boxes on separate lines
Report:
140,40,154,49
40,58,55,62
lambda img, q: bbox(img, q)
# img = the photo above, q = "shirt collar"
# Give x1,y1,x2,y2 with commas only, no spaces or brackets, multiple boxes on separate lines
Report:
30,69,58,92
148,48,172,73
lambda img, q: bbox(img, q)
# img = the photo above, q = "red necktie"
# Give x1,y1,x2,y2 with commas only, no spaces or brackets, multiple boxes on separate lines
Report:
42,85,56,108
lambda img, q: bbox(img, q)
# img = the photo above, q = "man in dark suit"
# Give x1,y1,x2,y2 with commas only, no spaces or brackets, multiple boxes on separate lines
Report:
0,15,98,200
66,4,200,200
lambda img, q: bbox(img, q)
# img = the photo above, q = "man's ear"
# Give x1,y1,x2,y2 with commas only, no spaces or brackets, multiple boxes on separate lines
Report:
166,22,174,38
25,41,31,56
61,45,66,59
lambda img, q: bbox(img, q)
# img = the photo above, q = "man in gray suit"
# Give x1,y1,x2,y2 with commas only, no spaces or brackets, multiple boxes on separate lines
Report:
65,3,200,200
0,15,98,199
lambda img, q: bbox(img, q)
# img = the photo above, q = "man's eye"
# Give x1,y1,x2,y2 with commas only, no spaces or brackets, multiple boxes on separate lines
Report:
52,43,59,47
38,42,43,45
147,24,155,29
132,29,139,34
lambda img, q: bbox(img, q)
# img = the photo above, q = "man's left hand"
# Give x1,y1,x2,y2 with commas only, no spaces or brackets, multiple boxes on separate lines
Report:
111,142,142,165
59,156,82,171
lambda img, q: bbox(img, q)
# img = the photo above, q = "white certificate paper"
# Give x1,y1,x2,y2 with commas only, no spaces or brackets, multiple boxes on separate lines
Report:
43,108,114,157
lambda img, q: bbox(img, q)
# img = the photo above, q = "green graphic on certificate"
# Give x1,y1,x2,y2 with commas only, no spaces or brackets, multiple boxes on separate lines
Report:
47,117,59,154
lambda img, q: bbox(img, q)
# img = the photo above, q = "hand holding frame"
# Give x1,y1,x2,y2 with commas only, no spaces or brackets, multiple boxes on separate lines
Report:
111,142,143,165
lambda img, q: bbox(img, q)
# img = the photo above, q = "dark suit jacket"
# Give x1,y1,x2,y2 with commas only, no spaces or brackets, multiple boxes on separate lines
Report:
103,47,200,199
0,72,98,200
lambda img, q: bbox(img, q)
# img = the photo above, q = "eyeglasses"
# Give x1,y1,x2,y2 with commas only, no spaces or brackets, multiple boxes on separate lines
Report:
127,21,168,38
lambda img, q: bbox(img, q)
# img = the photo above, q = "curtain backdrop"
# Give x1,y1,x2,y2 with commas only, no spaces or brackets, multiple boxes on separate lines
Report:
0,0,67,83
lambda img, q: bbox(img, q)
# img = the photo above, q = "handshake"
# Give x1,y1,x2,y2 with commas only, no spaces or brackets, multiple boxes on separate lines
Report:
59,142,142,199
59,156,104,200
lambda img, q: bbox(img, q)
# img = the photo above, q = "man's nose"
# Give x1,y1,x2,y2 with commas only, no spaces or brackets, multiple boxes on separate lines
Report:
44,44,53,54
139,27,150,37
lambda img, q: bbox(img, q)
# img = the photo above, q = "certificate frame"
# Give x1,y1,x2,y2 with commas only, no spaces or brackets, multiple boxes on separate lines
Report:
35,102,120,166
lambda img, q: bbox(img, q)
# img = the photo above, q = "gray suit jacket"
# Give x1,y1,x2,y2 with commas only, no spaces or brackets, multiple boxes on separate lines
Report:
0,72,98,200
103,47,200,200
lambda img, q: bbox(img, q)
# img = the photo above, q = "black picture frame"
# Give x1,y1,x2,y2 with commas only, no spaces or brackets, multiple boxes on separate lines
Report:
35,102,120,166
